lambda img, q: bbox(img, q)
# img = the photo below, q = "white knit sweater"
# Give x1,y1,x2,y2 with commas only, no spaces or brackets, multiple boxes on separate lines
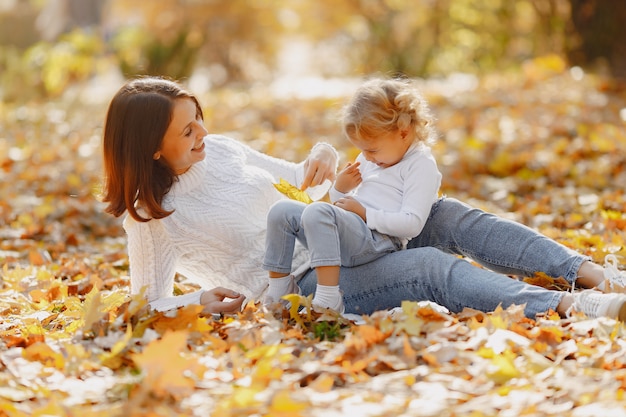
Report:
123,134,330,311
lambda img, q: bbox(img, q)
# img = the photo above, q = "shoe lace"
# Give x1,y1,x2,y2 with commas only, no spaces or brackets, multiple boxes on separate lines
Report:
604,254,626,288
567,290,602,318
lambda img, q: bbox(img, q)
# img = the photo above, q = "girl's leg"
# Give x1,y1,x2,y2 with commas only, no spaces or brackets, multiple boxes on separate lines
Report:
298,246,564,318
262,200,307,274
300,202,402,269
408,197,588,286
262,200,308,303
300,202,401,311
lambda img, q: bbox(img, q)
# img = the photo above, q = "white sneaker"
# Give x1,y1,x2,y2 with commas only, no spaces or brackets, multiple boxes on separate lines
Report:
569,290,626,321
263,275,301,308
602,254,626,291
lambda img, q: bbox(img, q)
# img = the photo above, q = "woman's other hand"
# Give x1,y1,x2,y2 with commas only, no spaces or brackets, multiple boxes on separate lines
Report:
200,287,245,314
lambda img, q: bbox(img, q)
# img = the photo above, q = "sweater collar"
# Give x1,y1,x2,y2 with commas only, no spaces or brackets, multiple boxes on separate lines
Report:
168,158,206,197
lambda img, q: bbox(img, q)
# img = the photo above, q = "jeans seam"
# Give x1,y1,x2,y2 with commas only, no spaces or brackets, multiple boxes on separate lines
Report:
346,279,422,305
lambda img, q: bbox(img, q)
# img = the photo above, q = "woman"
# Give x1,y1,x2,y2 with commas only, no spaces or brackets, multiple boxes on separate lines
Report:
102,76,626,320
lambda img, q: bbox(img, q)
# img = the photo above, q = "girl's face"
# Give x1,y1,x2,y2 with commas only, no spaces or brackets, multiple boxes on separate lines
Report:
154,98,208,174
349,129,413,168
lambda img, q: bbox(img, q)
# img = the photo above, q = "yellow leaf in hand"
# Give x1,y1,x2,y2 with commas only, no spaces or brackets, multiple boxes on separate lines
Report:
274,178,313,204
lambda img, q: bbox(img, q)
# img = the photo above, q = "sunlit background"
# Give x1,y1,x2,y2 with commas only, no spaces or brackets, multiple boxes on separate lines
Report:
1,0,625,102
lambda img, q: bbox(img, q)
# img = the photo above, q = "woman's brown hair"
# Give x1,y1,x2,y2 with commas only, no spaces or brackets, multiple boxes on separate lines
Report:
102,77,203,222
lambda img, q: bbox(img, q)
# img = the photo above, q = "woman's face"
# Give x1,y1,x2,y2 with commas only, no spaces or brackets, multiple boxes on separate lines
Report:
154,98,208,174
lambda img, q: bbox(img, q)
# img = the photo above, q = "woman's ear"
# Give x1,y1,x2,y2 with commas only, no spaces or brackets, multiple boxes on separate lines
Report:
153,151,161,160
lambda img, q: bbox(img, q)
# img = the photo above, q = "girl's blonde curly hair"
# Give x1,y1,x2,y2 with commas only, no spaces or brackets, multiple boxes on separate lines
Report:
342,77,437,146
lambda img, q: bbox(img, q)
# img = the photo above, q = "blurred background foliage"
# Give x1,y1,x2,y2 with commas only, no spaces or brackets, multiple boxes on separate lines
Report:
0,0,625,102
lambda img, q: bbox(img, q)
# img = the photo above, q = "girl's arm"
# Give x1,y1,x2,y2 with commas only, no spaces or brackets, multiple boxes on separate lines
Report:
329,153,366,202
366,157,442,239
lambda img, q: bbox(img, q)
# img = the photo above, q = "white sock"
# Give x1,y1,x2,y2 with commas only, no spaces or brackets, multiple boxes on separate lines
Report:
267,275,293,300
313,284,342,309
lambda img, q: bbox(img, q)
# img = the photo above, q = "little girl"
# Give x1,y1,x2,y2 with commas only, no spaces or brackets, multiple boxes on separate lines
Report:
262,78,442,312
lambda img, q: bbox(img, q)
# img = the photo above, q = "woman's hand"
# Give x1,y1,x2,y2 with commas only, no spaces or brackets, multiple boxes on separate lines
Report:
301,143,337,190
335,196,366,222
334,162,362,193
200,287,245,314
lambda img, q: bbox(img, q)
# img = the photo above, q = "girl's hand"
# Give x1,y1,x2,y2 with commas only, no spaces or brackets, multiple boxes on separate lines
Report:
302,144,337,190
335,196,366,222
200,287,245,314
334,162,362,194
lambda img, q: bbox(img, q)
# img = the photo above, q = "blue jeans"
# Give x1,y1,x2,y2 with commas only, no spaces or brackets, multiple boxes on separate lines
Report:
297,197,587,318
263,200,402,273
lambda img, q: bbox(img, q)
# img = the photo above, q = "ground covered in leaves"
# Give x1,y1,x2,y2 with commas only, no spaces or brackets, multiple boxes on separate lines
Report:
2,60,626,416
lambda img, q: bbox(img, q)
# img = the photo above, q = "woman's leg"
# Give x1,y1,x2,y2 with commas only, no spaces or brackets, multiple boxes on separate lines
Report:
298,246,564,318
408,197,588,285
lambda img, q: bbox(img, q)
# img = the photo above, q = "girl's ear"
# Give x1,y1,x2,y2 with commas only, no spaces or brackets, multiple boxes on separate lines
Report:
153,151,161,160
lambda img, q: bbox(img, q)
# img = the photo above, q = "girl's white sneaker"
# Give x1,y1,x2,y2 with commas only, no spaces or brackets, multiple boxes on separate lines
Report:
602,254,626,291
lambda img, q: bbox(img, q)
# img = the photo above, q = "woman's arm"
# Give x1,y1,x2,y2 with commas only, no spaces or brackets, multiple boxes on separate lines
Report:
125,217,243,312
123,215,206,312
301,142,339,190
215,135,338,189
124,215,176,303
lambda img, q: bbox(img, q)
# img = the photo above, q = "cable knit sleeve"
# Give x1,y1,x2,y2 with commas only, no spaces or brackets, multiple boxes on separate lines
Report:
213,135,338,187
123,214,202,310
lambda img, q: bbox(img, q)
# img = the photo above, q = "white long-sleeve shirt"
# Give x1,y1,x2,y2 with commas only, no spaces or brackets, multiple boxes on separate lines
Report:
123,134,332,311
329,144,442,242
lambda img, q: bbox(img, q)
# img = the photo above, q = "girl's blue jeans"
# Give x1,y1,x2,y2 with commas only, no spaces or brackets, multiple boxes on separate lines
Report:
262,200,402,274
293,197,586,319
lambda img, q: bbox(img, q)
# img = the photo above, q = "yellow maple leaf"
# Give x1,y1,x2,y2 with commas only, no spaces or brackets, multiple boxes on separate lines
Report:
81,287,128,332
483,348,521,384
99,325,133,368
274,178,313,204
283,293,308,327
394,300,424,336
152,304,212,334
22,341,65,370
309,374,335,392
131,330,199,398
269,390,308,414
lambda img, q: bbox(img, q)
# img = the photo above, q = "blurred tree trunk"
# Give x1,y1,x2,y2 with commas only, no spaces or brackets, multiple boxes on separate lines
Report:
567,0,626,79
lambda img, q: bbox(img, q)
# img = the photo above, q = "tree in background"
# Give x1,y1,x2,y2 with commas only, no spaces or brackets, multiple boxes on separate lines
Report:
2,0,626,101
567,0,626,79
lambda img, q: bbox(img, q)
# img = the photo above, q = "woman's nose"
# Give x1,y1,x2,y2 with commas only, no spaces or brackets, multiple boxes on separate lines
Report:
197,122,208,136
